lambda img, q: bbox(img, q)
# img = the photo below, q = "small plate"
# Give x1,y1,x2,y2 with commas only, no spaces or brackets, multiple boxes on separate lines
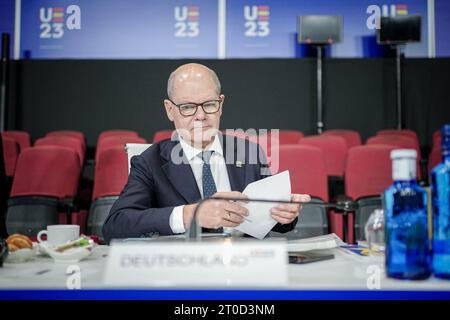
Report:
45,244,95,263
6,244,37,263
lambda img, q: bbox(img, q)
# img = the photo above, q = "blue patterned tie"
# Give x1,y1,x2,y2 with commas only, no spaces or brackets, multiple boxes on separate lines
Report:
200,151,222,233
201,151,217,198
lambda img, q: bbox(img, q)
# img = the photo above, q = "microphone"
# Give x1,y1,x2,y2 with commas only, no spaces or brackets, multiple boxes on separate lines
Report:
186,196,358,241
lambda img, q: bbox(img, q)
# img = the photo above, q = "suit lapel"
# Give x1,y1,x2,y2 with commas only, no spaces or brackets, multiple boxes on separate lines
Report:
221,134,247,192
161,140,201,203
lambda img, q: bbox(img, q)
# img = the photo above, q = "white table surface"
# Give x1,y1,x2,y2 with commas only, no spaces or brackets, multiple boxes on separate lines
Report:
1,245,449,292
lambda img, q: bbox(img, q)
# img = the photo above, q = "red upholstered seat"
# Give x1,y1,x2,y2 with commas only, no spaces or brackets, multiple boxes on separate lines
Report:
299,135,347,177
272,144,328,201
11,146,81,198
428,147,442,174
46,130,86,152
96,135,147,163
98,130,139,145
377,129,419,146
344,144,397,243
92,146,129,200
270,144,329,238
2,131,31,151
322,129,362,149
152,130,176,143
2,137,19,177
35,136,85,167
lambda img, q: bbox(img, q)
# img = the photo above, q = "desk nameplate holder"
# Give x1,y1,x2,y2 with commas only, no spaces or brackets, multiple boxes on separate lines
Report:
103,239,288,287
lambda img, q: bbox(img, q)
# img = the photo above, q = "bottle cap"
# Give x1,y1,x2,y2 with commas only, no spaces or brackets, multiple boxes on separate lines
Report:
390,149,417,160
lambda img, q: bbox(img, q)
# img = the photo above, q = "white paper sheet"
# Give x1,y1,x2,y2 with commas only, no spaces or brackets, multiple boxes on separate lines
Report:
234,171,291,239
287,233,346,252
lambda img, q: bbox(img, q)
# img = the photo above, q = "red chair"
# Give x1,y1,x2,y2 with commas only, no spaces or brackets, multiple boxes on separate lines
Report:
2,131,31,151
2,137,19,177
46,130,86,152
35,136,85,167
96,136,147,163
322,129,362,149
6,146,81,237
344,144,397,243
377,129,419,146
88,146,129,241
366,135,421,179
276,130,304,145
152,130,176,143
270,145,329,238
433,130,441,150
97,130,139,145
299,135,347,177
428,147,442,174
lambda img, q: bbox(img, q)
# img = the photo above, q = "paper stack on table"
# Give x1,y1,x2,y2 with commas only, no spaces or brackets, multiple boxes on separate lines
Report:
287,233,345,252
234,171,291,239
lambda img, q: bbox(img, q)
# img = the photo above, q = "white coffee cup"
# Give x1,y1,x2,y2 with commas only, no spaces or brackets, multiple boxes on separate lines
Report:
37,225,80,246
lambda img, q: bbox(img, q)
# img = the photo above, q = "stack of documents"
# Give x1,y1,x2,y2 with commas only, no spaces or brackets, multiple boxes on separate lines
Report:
287,233,345,252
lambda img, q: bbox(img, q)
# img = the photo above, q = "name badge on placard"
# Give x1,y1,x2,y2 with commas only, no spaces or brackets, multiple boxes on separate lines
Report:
103,239,288,287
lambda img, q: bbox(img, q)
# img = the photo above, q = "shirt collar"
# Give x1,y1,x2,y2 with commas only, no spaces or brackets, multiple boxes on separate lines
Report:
179,134,224,161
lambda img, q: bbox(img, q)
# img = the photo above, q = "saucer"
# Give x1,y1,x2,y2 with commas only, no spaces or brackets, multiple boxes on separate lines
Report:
45,244,95,263
6,244,38,263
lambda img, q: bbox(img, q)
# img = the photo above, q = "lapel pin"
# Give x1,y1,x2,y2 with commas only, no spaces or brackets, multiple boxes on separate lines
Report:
235,160,243,168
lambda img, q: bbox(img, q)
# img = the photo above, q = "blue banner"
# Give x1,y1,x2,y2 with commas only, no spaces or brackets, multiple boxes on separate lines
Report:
226,0,429,58
19,0,218,58
9,0,445,59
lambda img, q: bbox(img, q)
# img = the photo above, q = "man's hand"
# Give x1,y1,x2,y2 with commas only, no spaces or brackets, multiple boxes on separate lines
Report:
271,194,311,225
183,191,249,230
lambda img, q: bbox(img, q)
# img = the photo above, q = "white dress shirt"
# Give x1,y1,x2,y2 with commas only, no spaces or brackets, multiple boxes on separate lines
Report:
169,135,231,233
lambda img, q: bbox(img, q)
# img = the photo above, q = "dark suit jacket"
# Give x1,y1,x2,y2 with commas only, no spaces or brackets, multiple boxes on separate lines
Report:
102,135,297,244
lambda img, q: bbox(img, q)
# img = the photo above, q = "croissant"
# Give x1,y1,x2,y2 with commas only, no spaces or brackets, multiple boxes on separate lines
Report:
6,234,33,252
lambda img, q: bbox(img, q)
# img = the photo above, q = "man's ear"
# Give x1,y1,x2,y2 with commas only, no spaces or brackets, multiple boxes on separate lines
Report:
164,99,174,122
219,94,225,116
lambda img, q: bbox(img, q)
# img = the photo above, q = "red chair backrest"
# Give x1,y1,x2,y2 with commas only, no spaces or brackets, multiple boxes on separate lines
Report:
322,129,362,149
271,145,328,201
345,145,397,200
46,130,86,152
96,136,147,163
2,131,31,151
35,136,85,167
428,147,442,174
11,146,81,198
433,130,441,150
92,146,128,200
2,137,20,177
377,129,419,143
276,130,304,145
367,135,420,159
299,135,347,177
152,130,176,143
98,130,139,145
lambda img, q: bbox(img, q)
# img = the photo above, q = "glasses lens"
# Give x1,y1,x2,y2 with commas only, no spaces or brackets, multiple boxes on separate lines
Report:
202,101,220,113
179,104,198,116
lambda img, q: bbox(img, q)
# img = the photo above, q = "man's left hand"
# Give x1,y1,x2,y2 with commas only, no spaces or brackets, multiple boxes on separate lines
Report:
271,194,311,225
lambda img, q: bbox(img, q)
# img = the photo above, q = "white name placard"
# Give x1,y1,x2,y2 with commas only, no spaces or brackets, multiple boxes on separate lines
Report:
103,239,288,287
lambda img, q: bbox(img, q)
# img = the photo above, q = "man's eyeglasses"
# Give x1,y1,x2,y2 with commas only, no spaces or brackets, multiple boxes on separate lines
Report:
168,99,221,117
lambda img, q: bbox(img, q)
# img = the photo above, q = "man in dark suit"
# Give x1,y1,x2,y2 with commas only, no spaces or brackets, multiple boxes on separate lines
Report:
103,63,310,244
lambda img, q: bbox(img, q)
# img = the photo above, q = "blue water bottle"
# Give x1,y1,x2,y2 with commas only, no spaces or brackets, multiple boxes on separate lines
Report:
385,149,430,280
431,124,450,279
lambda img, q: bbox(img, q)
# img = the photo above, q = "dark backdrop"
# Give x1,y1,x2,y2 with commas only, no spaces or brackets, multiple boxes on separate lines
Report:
6,58,450,151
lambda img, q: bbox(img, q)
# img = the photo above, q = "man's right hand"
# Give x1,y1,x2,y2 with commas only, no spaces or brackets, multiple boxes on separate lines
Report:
183,191,249,230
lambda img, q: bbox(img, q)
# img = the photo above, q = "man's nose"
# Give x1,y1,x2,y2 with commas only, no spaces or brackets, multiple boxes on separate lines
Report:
195,105,206,120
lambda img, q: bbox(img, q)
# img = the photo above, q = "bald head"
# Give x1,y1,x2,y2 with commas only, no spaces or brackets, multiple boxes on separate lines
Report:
167,63,221,100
